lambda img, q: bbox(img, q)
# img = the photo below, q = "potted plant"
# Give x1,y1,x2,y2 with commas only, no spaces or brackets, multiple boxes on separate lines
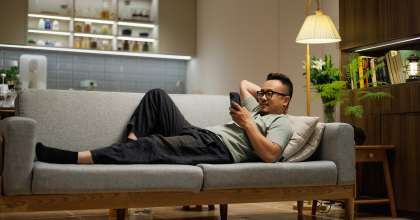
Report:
310,53,393,145
302,54,340,122
0,66,19,87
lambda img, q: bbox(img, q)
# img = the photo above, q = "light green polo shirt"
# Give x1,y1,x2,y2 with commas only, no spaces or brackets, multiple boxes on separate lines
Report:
206,96,294,163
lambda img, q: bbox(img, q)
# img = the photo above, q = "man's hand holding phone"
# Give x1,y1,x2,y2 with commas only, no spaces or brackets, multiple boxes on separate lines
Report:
229,101,252,129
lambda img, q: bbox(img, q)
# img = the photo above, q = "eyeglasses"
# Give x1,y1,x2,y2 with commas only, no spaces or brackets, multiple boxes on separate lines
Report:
257,90,288,99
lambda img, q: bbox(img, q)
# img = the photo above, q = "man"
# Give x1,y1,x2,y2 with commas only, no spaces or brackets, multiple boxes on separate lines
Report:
36,73,293,164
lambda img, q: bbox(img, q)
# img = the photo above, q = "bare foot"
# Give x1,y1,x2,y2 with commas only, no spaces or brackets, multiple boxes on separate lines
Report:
128,129,138,140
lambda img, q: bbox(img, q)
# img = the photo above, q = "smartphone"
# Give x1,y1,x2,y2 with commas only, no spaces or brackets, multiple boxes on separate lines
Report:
230,92,241,111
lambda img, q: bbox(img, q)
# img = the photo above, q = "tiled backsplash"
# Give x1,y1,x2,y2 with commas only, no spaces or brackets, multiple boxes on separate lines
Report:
0,48,187,94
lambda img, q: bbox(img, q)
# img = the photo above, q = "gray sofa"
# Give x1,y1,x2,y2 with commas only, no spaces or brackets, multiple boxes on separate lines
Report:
0,89,355,220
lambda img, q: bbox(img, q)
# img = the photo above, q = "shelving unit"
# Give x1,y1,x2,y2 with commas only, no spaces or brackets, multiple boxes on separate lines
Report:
339,0,420,219
27,0,157,53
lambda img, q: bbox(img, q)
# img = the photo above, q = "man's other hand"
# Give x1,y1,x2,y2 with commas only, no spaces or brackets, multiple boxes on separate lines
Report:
229,101,253,129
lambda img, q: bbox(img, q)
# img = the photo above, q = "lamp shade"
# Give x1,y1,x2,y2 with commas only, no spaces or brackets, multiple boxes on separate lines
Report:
296,11,341,44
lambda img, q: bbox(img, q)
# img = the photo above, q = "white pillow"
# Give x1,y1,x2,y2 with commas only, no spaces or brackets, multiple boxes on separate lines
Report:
285,122,326,162
281,115,319,161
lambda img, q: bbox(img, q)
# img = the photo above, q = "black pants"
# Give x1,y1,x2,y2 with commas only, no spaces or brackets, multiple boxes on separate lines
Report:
90,88,233,165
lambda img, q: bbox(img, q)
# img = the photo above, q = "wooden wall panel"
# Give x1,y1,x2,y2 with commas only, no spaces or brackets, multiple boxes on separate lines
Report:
339,0,420,50
381,83,420,114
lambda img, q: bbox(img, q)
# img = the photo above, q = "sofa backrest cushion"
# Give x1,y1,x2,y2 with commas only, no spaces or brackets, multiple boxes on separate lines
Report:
16,89,231,152
281,115,319,161
284,122,326,162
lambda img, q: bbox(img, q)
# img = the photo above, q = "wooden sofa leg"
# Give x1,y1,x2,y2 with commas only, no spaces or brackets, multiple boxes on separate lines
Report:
182,206,190,210
297,201,303,214
195,205,202,211
209,205,215,210
116,209,125,220
344,198,354,220
311,200,317,215
220,204,228,220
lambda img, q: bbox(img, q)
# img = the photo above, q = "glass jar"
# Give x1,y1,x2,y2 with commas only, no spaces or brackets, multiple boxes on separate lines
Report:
74,22,83,32
123,40,130,51
132,41,140,52
90,38,98,49
101,25,109,35
81,38,90,49
101,0,111,19
74,37,80,48
0,90,7,107
4,82,17,107
84,22,91,33
101,40,110,50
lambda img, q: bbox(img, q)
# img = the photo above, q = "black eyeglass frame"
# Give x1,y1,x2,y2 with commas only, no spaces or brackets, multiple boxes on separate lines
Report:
256,90,289,99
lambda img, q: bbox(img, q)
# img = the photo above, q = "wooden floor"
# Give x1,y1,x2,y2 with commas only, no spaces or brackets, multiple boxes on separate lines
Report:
0,201,409,220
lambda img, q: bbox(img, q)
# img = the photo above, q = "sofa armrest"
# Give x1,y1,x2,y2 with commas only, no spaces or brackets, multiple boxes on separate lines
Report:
0,116,37,195
308,123,354,186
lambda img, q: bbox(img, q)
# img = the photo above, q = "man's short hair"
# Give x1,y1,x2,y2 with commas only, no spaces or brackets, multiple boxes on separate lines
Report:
266,73,293,101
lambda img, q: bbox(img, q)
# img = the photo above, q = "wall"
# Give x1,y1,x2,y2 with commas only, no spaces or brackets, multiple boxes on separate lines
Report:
0,48,187,93
187,0,340,121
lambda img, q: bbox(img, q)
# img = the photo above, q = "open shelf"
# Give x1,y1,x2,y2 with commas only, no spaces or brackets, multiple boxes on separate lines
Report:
28,29,71,36
117,21,155,28
74,17,115,24
28,13,72,20
74,33,114,39
117,35,154,42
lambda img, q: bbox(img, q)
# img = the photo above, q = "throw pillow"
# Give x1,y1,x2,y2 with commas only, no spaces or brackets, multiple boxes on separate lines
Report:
284,122,326,162
281,115,319,161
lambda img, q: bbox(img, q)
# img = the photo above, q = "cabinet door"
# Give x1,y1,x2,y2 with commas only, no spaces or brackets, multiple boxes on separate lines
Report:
158,0,196,56
0,0,28,45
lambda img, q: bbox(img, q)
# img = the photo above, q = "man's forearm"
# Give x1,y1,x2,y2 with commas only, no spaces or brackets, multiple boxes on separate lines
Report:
243,122,281,163
240,80,261,101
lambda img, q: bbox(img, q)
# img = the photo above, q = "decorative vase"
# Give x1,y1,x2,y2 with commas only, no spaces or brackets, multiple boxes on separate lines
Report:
353,126,366,145
321,96,336,123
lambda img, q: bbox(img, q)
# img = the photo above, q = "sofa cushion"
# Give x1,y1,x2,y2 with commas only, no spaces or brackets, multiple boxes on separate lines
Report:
16,90,232,153
282,115,319,161
31,162,204,194
197,161,337,190
285,123,326,162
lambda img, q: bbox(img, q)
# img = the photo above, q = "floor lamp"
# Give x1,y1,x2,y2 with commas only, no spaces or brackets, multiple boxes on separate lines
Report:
293,0,341,212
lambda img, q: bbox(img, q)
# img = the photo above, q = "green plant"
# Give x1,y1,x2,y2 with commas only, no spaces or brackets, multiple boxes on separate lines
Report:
310,52,393,126
0,66,19,82
302,54,340,91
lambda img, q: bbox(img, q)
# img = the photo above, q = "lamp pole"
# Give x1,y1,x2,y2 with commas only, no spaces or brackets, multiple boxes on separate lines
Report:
305,0,319,117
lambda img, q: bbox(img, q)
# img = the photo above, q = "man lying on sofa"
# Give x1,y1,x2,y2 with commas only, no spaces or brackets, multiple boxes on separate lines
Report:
36,73,294,165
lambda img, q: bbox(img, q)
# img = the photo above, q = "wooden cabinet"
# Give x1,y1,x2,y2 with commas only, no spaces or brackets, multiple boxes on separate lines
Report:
158,0,196,56
339,0,420,218
0,0,28,45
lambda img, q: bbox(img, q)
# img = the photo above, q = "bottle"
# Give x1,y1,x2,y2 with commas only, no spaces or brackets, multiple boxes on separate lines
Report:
101,40,110,50
74,22,83,32
38,18,45,29
74,37,80,48
52,20,59,30
0,74,8,107
45,19,51,29
90,38,98,49
123,40,129,51
142,42,149,52
101,25,109,34
132,41,140,52
81,38,90,49
84,22,91,33
5,81,17,107
101,0,111,19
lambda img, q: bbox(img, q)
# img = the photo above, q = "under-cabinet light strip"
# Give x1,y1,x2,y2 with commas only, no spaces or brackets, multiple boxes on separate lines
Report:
117,22,156,28
0,44,191,60
355,37,420,52
28,14,72,20
28,30,71,36
74,18,115,24
74,33,114,39
117,36,155,42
